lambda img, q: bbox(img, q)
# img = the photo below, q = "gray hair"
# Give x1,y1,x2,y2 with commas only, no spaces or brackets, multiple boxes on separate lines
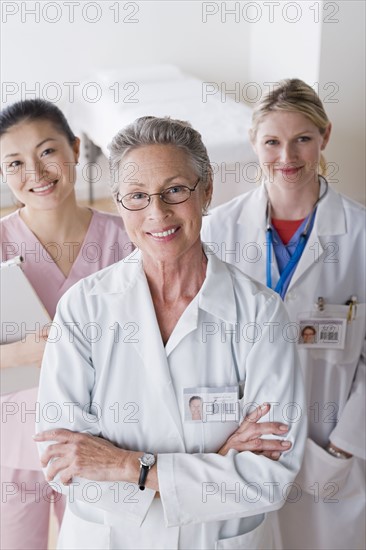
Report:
107,116,213,202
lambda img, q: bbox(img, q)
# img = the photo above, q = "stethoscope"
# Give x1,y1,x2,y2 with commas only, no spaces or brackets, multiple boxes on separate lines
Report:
266,176,329,295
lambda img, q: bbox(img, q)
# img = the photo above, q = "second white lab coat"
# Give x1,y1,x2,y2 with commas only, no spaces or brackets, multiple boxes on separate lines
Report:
202,183,366,549
37,250,306,550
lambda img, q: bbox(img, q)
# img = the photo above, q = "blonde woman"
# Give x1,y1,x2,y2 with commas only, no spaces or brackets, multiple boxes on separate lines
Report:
202,79,365,549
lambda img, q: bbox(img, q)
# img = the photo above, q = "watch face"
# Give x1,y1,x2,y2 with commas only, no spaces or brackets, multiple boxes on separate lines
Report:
140,453,155,467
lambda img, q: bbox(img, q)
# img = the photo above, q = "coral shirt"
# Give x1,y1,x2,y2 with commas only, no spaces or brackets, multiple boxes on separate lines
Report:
271,217,305,245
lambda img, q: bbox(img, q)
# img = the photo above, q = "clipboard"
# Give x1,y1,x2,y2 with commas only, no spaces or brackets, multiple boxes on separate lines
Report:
0,256,50,394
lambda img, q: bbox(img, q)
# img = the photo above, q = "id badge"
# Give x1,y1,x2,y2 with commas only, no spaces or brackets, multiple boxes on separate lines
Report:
183,386,239,423
297,315,347,349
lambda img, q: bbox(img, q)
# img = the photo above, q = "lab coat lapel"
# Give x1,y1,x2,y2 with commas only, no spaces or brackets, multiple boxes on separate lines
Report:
198,251,237,324
237,185,281,286
90,255,186,446
237,184,267,229
128,254,236,444
165,298,199,357
287,230,325,289
127,272,186,445
288,185,346,291
165,252,238,357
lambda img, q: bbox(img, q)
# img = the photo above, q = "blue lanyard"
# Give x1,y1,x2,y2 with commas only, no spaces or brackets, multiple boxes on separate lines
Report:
266,228,309,296
265,176,328,298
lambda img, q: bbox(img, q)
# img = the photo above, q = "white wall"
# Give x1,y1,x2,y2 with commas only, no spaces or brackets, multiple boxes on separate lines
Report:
248,0,322,85
318,0,365,204
1,1,255,206
1,1,365,205
248,0,365,204
1,1,252,102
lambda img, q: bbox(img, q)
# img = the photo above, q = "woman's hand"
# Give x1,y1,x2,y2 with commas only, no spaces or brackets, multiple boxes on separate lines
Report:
34,429,128,485
34,429,160,491
0,331,48,369
218,403,291,460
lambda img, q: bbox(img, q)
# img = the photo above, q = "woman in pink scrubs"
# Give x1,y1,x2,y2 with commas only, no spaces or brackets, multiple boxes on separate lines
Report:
0,99,132,549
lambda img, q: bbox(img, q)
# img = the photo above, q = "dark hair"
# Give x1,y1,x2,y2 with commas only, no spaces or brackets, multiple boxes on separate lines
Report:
0,99,76,145
301,325,316,335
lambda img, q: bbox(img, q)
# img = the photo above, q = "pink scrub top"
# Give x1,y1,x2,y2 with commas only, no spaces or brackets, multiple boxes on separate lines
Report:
1,208,132,470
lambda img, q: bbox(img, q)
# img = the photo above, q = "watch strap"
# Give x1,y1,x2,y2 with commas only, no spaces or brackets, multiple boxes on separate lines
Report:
138,464,149,490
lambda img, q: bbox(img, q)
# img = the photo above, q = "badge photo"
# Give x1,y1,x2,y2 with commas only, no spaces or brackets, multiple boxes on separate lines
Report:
298,317,347,349
183,386,239,423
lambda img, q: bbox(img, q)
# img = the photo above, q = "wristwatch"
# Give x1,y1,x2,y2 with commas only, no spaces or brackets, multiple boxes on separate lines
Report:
138,453,156,490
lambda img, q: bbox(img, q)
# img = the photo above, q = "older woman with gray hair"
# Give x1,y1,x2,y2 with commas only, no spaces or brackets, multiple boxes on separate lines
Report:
36,116,306,550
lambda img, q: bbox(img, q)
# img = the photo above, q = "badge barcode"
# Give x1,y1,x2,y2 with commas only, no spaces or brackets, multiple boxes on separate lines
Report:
320,331,339,341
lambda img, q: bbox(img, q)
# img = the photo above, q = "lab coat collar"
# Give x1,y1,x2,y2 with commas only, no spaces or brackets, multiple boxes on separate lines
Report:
199,246,237,325
149,249,238,356
237,184,267,229
286,181,346,288
88,252,143,297
235,181,347,292
236,181,346,237
315,179,346,236
88,246,237,326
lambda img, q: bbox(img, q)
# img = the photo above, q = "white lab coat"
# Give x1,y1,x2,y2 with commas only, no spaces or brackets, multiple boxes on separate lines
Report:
202,182,366,549
37,250,307,550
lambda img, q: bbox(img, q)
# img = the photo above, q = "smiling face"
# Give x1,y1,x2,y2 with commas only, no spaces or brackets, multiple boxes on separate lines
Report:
252,111,331,193
0,119,80,210
115,144,212,265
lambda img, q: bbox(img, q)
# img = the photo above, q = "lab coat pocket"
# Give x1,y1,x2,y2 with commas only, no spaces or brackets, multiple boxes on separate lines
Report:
215,516,273,549
295,437,354,497
305,304,365,366
58,499,111,549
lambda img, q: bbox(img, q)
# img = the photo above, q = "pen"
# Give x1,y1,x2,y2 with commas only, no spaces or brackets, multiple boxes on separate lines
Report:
346,295,357,322
0,255,24,267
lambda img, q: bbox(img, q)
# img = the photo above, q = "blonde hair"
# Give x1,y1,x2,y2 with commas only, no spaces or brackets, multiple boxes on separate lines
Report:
251,79,330,175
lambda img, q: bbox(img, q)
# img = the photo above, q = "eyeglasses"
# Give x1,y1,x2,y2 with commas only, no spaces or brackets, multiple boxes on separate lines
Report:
116,178,200,211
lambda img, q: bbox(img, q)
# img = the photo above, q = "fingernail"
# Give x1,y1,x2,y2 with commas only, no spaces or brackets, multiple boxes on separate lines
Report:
261,403,269,410
279,425,289,431
272,452,281,459
281,440,291,447
32,434,40,440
